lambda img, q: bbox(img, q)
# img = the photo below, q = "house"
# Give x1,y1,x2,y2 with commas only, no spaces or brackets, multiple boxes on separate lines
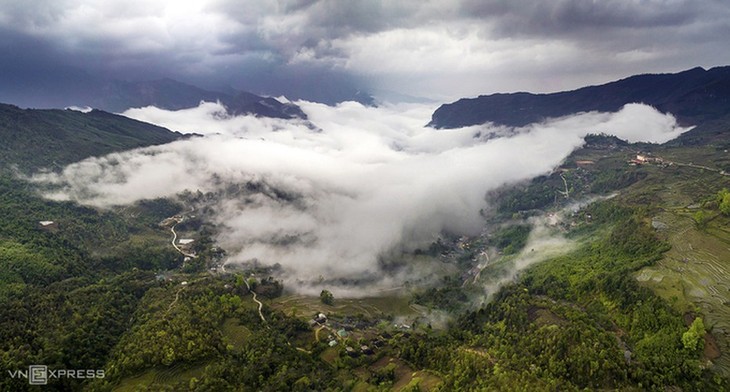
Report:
314,313,327,324
360,345,373,355
311,313,328,326
159,217,178,227
633,154,663,164
38,221,59,231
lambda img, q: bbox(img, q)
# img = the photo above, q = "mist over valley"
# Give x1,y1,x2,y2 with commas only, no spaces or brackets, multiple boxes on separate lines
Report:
28,100,690,295
3,1,730,388
3,67,730,391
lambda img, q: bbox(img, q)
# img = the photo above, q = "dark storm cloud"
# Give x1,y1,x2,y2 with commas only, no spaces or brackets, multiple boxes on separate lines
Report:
1,0,729,102
455,0,730,63
460,0,698,33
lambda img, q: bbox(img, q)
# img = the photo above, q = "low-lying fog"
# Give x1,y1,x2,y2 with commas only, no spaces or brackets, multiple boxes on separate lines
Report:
32,100,690,294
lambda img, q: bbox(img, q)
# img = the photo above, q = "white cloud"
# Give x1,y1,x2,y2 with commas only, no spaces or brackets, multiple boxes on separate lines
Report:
315,25,589,99
32,101,690,293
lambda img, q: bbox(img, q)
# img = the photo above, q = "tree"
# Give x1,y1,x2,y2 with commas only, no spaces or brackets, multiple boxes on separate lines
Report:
719,189,730,215
320,290,334,305
692,210,709,229
682,317,705,351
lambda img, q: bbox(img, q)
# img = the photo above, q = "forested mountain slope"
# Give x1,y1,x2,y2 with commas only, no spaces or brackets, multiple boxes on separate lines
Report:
0,103,181,172
429,66,730,130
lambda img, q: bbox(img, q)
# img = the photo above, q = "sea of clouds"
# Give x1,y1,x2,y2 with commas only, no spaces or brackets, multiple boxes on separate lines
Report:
34,100,690,293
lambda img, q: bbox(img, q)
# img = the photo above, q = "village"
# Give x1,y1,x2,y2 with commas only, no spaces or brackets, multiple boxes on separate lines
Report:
629,151,728,176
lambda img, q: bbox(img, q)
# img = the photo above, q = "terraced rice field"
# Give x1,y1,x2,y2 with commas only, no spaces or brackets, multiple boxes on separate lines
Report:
271,294,420,320
637,209,730,375
113,363,205,391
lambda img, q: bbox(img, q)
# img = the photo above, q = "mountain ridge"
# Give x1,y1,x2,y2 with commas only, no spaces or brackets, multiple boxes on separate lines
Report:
94,78,308,120
0,103,183,172
428,65,730,130
0,74,308,120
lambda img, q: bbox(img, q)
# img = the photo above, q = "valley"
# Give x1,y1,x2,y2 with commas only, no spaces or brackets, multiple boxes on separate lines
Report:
1,69,730,391
97,137,730,389
4,1,730,389
2,130,730,390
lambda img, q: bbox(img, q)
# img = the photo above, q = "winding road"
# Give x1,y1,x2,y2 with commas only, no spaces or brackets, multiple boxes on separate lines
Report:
243,278,266,323
559,173,570,199
314,325,327,342
670,160,730,176
170,223,196,258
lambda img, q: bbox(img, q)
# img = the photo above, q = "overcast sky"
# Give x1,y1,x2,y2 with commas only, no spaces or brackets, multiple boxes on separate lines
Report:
1,0,729,102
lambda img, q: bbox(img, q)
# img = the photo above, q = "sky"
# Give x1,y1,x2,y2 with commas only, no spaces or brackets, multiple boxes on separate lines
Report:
1,0,730,103
31,101,690,293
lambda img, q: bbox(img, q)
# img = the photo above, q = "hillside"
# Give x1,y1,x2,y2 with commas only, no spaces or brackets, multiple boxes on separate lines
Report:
428,66,730,132
0,103,182,172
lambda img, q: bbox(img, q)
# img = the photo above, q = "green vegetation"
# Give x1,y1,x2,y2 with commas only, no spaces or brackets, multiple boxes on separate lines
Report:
320,289,334,305
0,170,182,390
717,188,730,215
495,135,644,217
87,277,348,391
396,205,724,391
413,276,470,312
693,209,710,229
683,317,706,352
0,103,180,172
1,107,729,390
490,224,530,255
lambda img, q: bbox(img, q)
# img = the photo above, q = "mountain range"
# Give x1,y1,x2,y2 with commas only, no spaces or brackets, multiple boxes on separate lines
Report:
89,78,308,119
3,65,730,176
428,66,730,133
0,75,308,120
